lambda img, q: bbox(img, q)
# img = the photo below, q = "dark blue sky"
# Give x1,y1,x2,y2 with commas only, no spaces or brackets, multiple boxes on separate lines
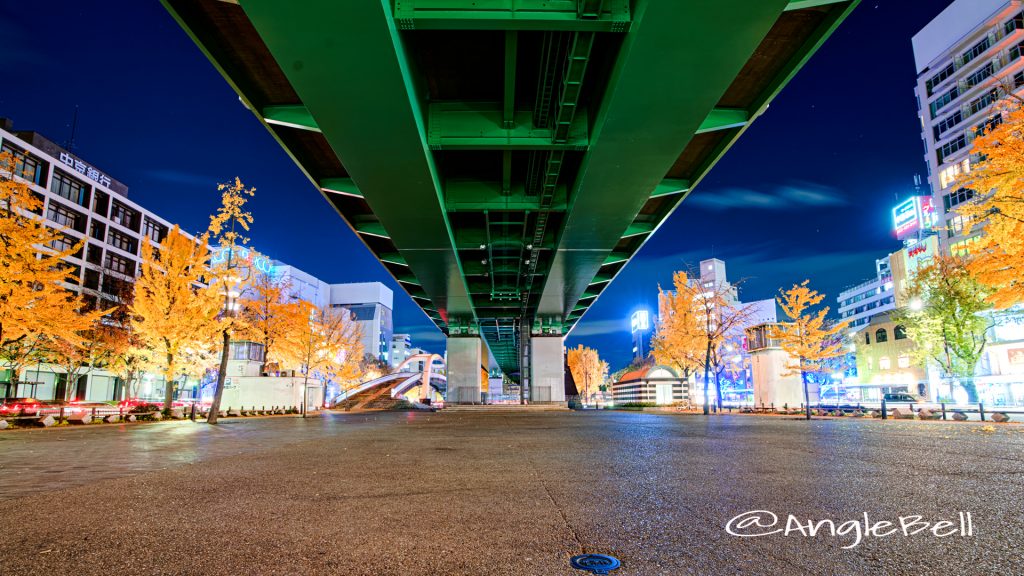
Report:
0,0,954,371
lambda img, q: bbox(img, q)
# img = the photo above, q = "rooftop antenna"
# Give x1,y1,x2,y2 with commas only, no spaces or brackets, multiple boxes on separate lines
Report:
64,105,79,152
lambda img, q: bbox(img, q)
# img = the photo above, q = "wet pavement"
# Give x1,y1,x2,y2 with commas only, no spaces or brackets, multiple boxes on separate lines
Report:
0,411,1022,575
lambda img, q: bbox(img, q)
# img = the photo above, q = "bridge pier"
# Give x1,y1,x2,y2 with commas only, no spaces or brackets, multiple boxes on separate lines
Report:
530,337,565,403
447,337,483,404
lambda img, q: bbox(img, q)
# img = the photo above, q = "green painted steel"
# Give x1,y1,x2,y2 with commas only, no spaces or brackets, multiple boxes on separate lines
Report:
163,0,858,380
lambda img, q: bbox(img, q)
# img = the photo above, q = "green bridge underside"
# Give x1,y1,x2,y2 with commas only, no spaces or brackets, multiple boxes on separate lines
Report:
163,0,857,380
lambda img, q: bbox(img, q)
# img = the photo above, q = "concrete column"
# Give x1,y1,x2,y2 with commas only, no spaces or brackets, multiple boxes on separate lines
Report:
530,336,565,403
447,337,482,404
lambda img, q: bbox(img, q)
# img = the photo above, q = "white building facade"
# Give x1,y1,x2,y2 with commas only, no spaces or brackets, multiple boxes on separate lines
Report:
913,0,1024,256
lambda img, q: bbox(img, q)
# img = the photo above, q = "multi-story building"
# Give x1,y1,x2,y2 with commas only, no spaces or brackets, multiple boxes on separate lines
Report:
329,282,393,364
913,0,1024,256
837,256,896,332
1,119,177,312
389,334,412,369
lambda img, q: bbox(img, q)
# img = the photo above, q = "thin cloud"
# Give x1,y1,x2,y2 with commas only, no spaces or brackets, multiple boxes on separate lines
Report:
687,181,847,211
144,169,221,187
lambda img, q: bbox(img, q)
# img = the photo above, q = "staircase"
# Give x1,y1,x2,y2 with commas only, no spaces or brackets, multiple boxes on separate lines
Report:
442,403,570,413
333,383,412,411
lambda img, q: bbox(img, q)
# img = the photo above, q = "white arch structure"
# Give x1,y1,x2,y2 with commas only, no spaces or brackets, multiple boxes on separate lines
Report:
393,353,446,400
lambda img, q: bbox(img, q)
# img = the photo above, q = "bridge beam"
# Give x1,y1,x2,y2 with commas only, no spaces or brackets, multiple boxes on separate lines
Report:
427,103,588,151
393,0,631,32
238,0,477,325
537,0,792,320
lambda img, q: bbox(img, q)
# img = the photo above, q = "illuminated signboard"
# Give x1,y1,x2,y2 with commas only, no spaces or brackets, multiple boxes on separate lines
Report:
210,245,275,275
892,196,936,240
631,310,650,333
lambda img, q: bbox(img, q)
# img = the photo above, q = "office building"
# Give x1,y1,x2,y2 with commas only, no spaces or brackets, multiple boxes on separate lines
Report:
837,257,896,332
913,0,1024,255
1,119,179,312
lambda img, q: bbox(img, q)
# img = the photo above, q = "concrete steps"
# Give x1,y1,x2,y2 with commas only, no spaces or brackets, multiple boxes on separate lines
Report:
442,403,570,413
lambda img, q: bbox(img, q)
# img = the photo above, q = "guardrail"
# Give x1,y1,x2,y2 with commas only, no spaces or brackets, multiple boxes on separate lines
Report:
717,401,1021,422
0,404,303,429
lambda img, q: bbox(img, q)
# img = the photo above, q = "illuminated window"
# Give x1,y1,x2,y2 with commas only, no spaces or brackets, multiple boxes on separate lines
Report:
898,356,911,369
938,158,970,189
879,356,891,370
951,236,982,257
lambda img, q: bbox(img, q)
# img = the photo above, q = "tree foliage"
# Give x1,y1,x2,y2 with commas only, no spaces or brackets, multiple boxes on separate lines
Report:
891,255,991,402
769,281,847,419
242,273,306,375
957,99,1024,308
651,272,704,380
0,150,98,388
567,344,606,405
285,302,365,407
131,226,220,408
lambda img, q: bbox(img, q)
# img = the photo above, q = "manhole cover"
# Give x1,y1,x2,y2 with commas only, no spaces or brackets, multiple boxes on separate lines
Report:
570,554,621,574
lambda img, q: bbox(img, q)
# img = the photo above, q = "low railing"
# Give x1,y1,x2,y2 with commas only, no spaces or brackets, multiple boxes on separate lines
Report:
0,404,302,428
716,401,1021,422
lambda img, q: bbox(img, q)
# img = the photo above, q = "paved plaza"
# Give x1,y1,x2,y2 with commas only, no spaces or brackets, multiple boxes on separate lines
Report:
0,411,1022,575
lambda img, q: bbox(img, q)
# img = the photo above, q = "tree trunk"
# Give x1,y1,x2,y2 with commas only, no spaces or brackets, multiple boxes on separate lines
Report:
801,368,811,421
163,352,175,414
207,329,231,424
961,377,979,404
714,368,723,411
702,340,712,415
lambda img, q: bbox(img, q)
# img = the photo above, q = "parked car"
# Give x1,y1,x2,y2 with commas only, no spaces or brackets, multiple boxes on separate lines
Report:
883,392,920,403
0,398,44,416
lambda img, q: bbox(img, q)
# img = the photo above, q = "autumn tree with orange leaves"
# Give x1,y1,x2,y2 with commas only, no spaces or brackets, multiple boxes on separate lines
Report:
769,281,847,420
242,273,306,375
0,150,103,392
131,226,221,412
567,344,607,406
956,98,1024,308
206,178,258,424
652,272,704,388
283,302,364,413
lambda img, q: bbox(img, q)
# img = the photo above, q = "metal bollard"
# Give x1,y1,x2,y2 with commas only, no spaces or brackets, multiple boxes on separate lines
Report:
190,403,196,421
881,398,887,420
979,402,985,422
59,407,65,424
92,407,97,421
941,402,947,420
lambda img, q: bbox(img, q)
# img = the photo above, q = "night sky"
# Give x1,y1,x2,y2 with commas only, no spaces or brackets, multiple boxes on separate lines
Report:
0,1,955,371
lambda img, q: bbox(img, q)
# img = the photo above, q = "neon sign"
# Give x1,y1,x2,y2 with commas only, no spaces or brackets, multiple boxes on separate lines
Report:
210,245,274,275
892,196,936,240
631,310,650,333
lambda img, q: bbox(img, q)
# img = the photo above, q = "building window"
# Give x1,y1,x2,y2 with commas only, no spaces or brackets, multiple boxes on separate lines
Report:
109,201,140,231
1006,11,1024,34
86,243,103,266
46,201,85,232
142,217,167,244
943,187,976,211
934,110,963,141
929,86,960,119
1,143,46,185
967,89,999,117
938,158,970,189
894,325,907,340
875,328,889,343
925,62,956,96
92,190,110,217
104,252,135,276
879,356,891,370
951,236,982,257
865,332,871,345
49,232,79,255
107,229,138,254
50,170,89,207
961,36,991,67
964,62,994,90
897,356,910,369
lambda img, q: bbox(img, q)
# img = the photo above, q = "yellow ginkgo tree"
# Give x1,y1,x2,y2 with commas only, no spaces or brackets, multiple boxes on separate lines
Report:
957,98,1024,308
651,271,704,388
206,178,257,424
131,225,221,412
567,344,607,406
768,281,847,420
0,150,98,393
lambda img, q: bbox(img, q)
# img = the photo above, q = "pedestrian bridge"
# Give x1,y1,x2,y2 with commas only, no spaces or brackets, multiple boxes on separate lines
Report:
331,353,447,410
164,0,858,402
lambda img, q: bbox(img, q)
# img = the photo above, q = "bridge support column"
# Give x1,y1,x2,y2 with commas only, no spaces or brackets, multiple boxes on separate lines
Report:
447,337,483,404
530,337,565,403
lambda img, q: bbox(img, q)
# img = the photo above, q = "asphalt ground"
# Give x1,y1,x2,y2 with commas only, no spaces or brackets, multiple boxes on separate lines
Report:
0,411,1021,575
